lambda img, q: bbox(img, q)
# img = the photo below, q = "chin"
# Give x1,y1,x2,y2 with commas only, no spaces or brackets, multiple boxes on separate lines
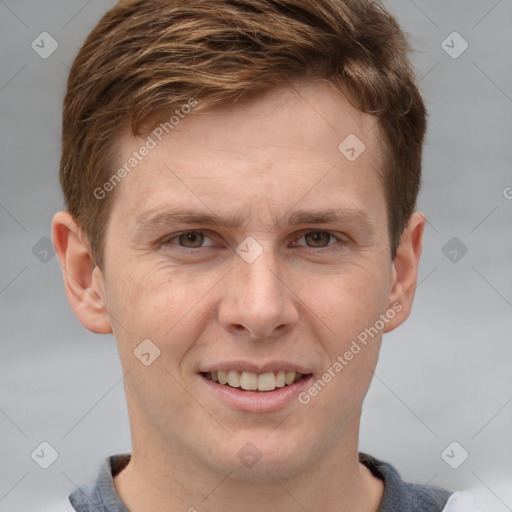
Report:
206,431,315,482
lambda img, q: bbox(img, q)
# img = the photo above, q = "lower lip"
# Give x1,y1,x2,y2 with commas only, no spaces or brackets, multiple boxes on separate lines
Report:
200,374,313,413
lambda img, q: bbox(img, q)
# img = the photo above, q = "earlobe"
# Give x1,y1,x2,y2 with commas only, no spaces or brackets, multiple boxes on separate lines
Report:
383,211,425,333
52,211,112,334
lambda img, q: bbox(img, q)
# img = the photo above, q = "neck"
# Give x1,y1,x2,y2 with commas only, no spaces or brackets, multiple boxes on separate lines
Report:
114,427,383,512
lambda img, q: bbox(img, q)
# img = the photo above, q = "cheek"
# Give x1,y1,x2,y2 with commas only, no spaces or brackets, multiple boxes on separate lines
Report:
106,264,218,357
298,260,391,343
306,263,390,409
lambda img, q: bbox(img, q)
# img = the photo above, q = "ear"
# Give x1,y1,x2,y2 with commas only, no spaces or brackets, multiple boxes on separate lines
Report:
52,211,112,334
383,211,425,333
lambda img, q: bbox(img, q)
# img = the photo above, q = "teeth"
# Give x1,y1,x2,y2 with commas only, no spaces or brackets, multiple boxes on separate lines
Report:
206,370,305,391
240,371,258,390
285,371,296,385
257,372,276,391
227,370,240,388
275,370,286,388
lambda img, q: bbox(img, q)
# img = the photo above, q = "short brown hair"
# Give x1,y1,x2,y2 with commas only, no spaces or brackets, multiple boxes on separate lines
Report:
60,0,426,267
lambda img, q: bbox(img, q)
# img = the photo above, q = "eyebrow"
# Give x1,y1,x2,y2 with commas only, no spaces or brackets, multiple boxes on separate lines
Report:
134,206,375,234
282,208,375,232
134,207,245,231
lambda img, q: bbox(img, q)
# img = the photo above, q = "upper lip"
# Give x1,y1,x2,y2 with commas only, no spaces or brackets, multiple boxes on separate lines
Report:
199,361,313,375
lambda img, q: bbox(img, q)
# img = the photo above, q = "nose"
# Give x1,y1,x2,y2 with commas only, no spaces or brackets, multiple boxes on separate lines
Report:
218,246,299,339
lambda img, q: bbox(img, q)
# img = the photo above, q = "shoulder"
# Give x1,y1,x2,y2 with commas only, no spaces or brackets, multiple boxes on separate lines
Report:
360,453,452,512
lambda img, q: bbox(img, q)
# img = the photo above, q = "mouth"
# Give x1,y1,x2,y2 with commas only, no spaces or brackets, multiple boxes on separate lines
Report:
201,370,311,392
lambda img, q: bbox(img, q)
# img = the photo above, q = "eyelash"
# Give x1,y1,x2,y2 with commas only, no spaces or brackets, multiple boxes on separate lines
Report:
159,230,347,252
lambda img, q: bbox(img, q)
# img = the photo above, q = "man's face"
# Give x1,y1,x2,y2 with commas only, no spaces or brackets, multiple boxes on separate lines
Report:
100,82,399,480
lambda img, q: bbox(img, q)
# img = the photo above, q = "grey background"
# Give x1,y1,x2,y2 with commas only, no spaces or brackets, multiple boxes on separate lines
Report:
1,0,511,510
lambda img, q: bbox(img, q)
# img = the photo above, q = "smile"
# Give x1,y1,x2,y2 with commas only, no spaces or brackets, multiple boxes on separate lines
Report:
202,370,308,392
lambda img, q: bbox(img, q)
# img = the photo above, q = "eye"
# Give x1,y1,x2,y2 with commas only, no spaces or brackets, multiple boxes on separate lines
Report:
304,231,333,247
163,231,215,249
293,231,342,248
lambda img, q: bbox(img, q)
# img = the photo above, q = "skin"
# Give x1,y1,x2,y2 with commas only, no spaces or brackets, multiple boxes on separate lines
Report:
53,80,425,512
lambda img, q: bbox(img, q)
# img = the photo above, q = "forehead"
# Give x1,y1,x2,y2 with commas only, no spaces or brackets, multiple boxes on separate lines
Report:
109,81,387,228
